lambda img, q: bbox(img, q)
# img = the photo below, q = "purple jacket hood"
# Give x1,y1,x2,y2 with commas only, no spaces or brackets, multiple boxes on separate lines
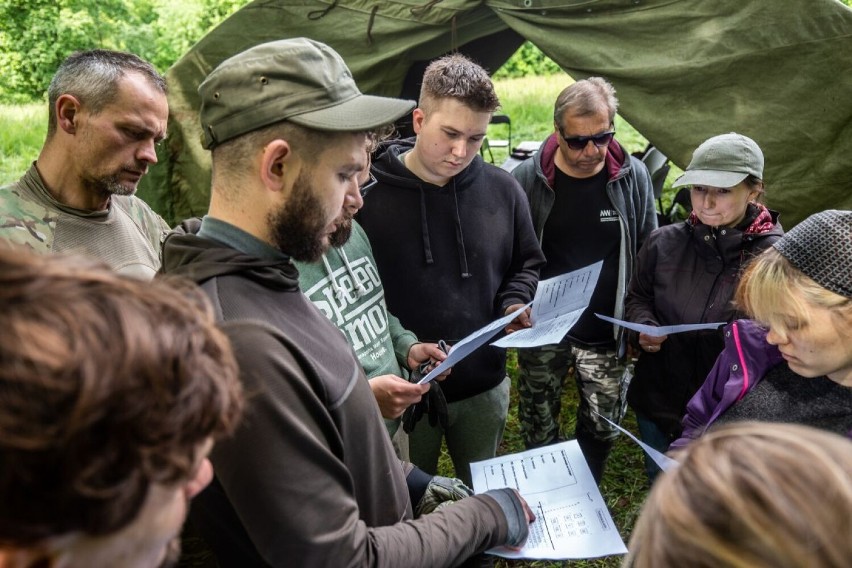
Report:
670,319,785,450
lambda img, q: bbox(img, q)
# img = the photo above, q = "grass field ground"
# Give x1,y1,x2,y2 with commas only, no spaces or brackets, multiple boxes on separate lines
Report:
1,77,654,566
0,103,46,185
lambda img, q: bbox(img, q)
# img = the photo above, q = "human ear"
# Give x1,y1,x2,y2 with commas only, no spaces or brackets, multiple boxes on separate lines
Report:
55,94,82,134
260,139,296,194
412,108,426,134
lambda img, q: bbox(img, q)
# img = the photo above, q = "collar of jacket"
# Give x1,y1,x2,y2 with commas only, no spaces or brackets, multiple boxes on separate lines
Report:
538,133,627,189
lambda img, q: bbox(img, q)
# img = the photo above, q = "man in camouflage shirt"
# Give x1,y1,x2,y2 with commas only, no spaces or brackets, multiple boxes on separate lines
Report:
0,49,169,280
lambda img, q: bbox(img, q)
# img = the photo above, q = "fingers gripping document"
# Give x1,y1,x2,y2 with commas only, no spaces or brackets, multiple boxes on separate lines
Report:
418,262,602,383
416,302,532,384
470,441,627,560
492,261,602,348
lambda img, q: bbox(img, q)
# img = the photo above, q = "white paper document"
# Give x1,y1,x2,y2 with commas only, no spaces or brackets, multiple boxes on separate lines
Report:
595,413,679,472
594,313,725,337
493,261,602,348
416,303,532,384
470,441,627,560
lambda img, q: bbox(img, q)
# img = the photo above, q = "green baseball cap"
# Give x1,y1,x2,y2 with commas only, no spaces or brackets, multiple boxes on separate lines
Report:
673,132,764,188
198,38,415,149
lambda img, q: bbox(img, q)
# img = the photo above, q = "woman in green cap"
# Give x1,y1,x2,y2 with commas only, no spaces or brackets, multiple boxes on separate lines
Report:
623,132,783,482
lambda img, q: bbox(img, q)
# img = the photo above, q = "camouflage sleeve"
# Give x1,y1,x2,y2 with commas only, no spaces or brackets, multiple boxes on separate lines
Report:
0,184,57,254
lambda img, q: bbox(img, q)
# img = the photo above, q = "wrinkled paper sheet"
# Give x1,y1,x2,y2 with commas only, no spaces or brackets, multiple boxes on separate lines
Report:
416,303,532,384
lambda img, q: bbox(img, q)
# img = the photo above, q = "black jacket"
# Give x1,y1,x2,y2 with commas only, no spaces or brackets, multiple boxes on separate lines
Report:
625,205,783,437
159,219,525,566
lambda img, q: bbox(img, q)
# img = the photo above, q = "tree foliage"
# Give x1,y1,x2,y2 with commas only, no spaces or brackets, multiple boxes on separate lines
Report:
0,0,245,103
493,42,562,80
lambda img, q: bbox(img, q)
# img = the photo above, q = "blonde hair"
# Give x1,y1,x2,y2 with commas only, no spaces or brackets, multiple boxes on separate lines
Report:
626,422,852,568
736,247,852,332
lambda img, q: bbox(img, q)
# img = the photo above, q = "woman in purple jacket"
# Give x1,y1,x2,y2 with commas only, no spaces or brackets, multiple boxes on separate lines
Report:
671,209,852,450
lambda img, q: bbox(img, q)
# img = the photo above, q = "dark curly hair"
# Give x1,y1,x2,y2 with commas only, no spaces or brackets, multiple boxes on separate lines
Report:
0,247,243,545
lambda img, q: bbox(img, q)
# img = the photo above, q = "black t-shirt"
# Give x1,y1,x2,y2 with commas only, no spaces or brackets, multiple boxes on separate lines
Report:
542,166,619,346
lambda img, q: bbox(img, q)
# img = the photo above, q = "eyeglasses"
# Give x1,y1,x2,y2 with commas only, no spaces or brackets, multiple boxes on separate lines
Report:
560,130,615,151
359,172,378,197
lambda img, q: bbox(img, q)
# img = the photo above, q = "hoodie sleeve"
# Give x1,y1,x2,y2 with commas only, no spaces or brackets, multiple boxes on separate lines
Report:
388,310,418,371
207,321,520,568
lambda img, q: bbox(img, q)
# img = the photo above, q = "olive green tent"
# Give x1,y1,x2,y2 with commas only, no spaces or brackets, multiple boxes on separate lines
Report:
139,0,852,227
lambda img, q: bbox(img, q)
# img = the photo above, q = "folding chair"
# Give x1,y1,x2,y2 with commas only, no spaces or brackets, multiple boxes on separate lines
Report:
480,114,512,163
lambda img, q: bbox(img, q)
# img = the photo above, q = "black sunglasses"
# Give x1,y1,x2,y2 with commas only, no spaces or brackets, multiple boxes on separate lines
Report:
560,130,615,151
359,172,378,197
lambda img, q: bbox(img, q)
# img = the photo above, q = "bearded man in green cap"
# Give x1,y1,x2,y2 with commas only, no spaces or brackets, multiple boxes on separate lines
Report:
159,38,534,567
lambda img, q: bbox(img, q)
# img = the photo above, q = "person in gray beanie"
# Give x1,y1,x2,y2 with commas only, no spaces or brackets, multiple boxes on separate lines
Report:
671,209,852,449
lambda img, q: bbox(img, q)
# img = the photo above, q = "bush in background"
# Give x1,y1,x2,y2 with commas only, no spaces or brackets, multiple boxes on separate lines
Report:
493,41,562,80
0,0,243,103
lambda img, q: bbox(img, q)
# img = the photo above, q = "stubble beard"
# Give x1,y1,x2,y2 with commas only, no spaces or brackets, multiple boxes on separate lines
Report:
82,167,141,201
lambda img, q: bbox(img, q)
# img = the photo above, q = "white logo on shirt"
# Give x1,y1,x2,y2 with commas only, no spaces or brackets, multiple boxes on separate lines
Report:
600,209,619,222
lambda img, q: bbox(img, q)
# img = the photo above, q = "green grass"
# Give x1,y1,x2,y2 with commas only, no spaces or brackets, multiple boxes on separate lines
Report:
0,104,46,185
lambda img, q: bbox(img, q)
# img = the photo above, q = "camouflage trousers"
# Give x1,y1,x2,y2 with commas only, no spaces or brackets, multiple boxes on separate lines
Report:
517,341,631,448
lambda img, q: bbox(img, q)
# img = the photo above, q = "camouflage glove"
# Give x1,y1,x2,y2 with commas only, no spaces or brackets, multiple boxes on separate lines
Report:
402,378,448,434
415,475,474,516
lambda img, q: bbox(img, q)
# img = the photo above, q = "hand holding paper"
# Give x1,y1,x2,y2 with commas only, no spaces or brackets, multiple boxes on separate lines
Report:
493,261,602,348
416,303,532,384
504,303,533,334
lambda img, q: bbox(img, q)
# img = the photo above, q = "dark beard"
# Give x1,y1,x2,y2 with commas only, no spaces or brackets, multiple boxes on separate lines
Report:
328,216,353,248
267,170,330,262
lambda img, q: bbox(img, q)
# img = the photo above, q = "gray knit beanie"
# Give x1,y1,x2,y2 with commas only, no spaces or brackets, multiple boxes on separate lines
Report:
772,210,852,298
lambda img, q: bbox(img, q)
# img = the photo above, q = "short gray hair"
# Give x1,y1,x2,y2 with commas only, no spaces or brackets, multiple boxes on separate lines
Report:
47,50,166,137
553,77,618,127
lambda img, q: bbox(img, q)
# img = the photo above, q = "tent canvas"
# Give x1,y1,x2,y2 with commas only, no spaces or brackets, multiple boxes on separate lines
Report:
139,0,852,228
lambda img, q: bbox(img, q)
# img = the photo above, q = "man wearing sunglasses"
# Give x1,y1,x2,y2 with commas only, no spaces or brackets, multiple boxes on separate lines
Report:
512,77,657,483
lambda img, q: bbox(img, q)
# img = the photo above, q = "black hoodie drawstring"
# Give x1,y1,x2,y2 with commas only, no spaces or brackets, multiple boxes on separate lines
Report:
452,179,471,278
419,186,434,265
417,177,471,278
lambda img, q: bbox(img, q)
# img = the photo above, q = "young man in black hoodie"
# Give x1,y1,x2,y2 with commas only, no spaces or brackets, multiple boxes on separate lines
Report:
357,54,545,487
159,39,533,567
